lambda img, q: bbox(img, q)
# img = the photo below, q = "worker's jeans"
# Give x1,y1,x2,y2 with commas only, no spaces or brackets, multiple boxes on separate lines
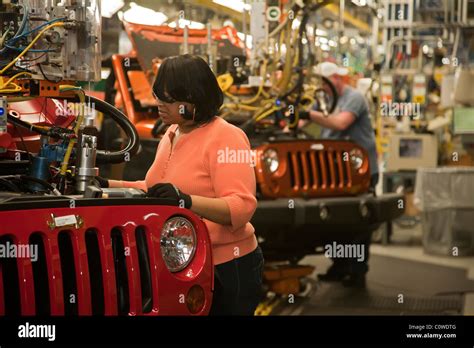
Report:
209,246,264,316
332,173,379,276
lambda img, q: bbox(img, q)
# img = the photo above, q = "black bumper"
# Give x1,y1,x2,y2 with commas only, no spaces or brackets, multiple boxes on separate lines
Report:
252,193,404,227
251,193,404,261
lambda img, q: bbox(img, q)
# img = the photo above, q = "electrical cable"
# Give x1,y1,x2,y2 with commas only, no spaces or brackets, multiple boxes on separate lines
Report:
6,17,66,44
38,63,61,83
7,113,51,135
0,3,28,55
0,72,32,93
0,21,65,74
3,71,32,86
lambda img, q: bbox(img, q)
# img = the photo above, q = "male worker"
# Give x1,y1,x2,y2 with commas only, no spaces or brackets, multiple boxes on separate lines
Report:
302,61,379,288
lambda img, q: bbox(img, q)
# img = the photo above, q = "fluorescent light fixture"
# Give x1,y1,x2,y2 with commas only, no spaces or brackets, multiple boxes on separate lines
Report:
101,68,111,79
213,0,251,13
292,18,301,30
315,29,327,36
123,3,168,25
168,19,205,30
351,0,367,6
101,0,125,18
318,37,328,44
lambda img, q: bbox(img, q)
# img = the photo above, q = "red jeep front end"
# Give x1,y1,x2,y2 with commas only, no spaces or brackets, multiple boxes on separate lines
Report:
0,197,213,316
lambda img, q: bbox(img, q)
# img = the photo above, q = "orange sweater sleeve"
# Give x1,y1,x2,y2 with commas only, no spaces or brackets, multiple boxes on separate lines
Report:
206,126,257,231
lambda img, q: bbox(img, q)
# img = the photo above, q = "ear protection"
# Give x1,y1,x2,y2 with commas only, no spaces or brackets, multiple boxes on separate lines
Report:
179,104,196,121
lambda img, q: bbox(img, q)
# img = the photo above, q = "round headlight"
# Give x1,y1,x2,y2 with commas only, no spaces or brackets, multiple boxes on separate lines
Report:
263,149,279,173
350,148,364,171
160,217,196,272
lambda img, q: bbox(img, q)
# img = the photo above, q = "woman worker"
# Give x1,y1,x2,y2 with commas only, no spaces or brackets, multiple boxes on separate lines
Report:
98,54,264,315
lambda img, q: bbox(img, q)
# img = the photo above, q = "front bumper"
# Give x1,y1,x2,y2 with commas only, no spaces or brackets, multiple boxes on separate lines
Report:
252,193,404,227
251,193,404,261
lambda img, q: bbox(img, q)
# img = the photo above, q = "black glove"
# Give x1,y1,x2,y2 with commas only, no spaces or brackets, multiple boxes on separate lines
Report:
298,110,311,120
94,176,109,188
147,183,192,208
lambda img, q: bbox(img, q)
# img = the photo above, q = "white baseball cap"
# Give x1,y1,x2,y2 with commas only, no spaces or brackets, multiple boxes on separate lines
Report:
314,62,349,77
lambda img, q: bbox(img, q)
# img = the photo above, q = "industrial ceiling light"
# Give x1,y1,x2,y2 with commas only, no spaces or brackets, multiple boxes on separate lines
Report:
212,0,251,13
351,0,367,6
321,44,330,51
292,18,301,30
316,29,328,36
122,3,168,25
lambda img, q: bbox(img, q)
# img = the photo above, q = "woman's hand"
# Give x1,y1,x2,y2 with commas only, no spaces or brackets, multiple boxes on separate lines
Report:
147,183,192,208
147,183,233,226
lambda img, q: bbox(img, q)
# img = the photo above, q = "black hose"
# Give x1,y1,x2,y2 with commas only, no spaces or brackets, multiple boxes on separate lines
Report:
7,114,51,136
0,175,57,194
7,95,139,164
84,95,140,164
289,8,310,130
281,1,331,130
0,178,21,192
59,95,140,164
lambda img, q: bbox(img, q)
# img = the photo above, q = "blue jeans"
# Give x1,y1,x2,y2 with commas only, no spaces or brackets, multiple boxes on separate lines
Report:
209,246,264,315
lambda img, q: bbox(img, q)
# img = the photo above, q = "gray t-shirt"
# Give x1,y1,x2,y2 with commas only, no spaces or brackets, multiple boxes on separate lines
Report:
317,86,378,175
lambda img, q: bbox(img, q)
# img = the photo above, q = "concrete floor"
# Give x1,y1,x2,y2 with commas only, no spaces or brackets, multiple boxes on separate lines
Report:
270,221,474,315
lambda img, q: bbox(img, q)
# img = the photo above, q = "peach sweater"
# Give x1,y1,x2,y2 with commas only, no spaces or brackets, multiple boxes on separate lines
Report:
110,117,258,265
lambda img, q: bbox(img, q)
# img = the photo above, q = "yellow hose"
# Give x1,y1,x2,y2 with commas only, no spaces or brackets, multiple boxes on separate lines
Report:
0,72,32,93
5,96,35,102
217,73,234,92
222,103,260,111
288,110,300,128
3,71,32,86
58,85,85,176
276,22,293,92
0,22,65,74
0,85,21,93
255,106,281,122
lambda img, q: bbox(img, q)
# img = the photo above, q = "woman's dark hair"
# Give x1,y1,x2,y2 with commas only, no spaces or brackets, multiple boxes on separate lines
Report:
153,54,223,124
